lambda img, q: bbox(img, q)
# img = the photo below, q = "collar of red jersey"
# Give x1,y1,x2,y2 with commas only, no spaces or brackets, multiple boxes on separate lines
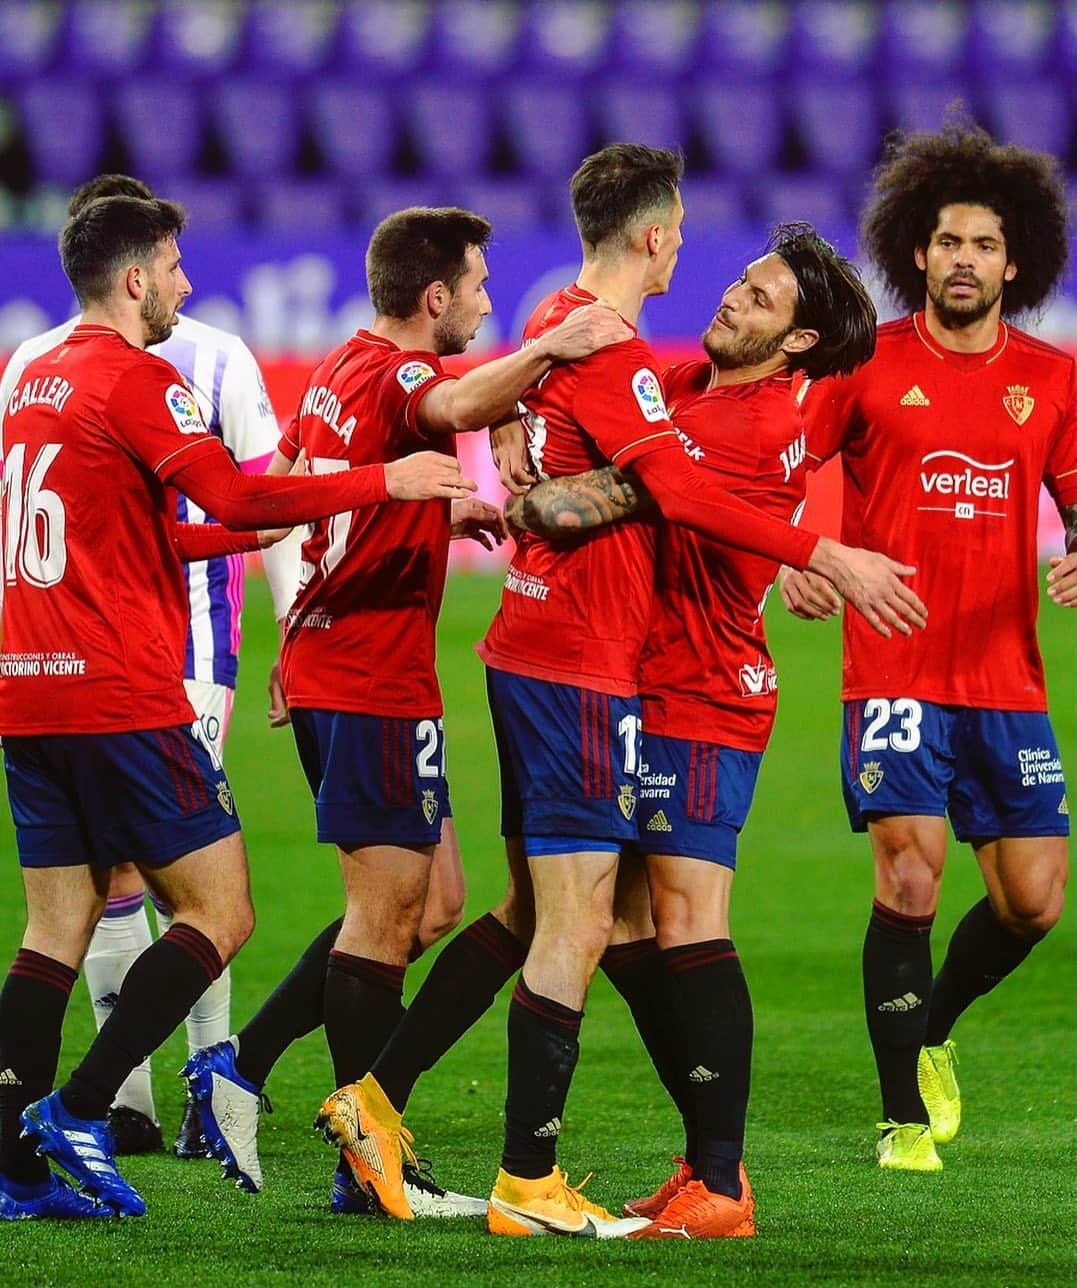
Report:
912,310,1010,366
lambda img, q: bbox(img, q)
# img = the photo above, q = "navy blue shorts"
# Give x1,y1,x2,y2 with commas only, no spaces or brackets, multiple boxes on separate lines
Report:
485,668,642,850
842,700,1070,842
635,733,763,870
291,709,452,849
4,727,241,870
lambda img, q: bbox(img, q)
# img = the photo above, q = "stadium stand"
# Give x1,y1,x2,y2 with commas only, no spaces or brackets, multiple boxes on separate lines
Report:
0,0,1073,232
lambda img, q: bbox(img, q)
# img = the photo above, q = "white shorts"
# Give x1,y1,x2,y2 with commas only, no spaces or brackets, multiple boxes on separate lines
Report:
184,678,235,767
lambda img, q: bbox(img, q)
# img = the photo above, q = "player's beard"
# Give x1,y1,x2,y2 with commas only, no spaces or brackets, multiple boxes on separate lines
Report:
142,283,175,346
434,296,474,356
702,319,793,370
927,271,1004,329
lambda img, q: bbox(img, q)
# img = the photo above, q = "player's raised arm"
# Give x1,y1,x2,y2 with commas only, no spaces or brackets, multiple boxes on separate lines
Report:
415,303,632,436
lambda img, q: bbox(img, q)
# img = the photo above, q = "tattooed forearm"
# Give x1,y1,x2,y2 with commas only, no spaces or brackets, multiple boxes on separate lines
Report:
1060,502,1077,553
509,466,655,539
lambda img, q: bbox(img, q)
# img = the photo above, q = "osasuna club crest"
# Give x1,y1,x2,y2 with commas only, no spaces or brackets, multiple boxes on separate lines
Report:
1002,385,1034,427
422,790,439,825
617,783,637,821
859,762,884,794
216,780,234,815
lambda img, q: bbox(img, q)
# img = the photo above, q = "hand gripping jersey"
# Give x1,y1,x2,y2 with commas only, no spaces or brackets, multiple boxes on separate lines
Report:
479,286,675,696
278,330,456,717
0,326,222,733
801,313,1077,709
0,313,286,689
640,363,808,751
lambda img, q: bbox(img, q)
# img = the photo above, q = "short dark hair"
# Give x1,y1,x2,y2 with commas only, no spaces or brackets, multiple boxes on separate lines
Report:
67,173,153,219
769,222,877,380
59,195,186,306
366,207,492,319
861,116,1069,316
570,143,684,250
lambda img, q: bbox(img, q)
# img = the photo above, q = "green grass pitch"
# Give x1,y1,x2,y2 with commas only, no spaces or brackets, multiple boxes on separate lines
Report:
2,573,1073,1285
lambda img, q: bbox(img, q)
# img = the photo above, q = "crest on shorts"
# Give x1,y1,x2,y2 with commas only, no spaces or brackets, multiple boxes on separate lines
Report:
858,762,883,795
216,780,234,815
1002,385,1034,427
422,789,439,825
617,783,637,821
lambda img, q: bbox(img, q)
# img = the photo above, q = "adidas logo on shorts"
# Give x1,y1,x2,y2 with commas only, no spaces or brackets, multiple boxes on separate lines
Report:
646,810,673,833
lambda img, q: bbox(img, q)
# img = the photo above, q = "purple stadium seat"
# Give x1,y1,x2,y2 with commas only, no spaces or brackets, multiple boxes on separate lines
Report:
694,0,790,78
58,0,152,75
693,81,785,176
608,1,701,78
337,0,432,79
1058,4,1077,78
501,81,594,182
751,172,852,239
967,0,1056,79
149,0,245,78
112,83,205,187
982,81,1074,159
886,82,976,137
208,82,299,178
402,86,496,178
516,1,613,81
876,1,968,82
679,176,750,233
592,83,684,153
793,81,881,176
428,1,522,79
456,177,548,233
18,79,105,186
355,177,449,229
241,0,336,76
254,179,348,233
307,83,398,178
161,176,244,231
787,1,878,78
0,1,63,79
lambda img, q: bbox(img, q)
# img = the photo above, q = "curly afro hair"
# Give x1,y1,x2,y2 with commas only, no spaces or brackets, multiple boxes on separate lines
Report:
860,116,1069,317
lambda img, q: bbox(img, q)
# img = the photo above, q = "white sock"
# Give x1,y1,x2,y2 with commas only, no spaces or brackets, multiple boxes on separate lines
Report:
152,899,232,1054
84,895,157,1122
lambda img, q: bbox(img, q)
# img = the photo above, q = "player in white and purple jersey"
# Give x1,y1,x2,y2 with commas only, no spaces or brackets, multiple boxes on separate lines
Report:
0,175,300,1157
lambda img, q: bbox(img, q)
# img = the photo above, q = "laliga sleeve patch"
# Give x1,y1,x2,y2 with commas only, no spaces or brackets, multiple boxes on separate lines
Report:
631,368,668,423
165,383,206,435
396,360,438,393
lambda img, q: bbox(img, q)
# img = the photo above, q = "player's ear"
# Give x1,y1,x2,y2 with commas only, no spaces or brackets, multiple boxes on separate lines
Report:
1004,260,1018,282
425,279,448,319
645,222,662,257
124,261,145,302
913,245,928,271
784,328,819,357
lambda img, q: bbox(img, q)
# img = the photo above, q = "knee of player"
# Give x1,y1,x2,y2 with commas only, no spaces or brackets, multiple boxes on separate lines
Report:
996,886,1064,939
217,902,256,963
874,844,942,912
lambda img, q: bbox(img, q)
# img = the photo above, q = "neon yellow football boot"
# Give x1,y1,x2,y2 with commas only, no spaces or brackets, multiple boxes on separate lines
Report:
875,1121,943,1172
917,1040,961,1144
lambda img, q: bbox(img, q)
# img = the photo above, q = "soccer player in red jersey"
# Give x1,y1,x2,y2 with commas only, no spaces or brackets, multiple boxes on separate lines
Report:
783,122,1076,1172
0,195,475,1220
331,145,924,1239
503,223,878,1238
180,207,632,1205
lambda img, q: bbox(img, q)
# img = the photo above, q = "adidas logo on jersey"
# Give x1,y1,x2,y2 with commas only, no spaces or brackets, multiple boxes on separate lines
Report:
0,1067,22,1086
877,992,922,1013
646,810,673,833
900,385,930,406
688,1065,720,1083
533,1118,562,1139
